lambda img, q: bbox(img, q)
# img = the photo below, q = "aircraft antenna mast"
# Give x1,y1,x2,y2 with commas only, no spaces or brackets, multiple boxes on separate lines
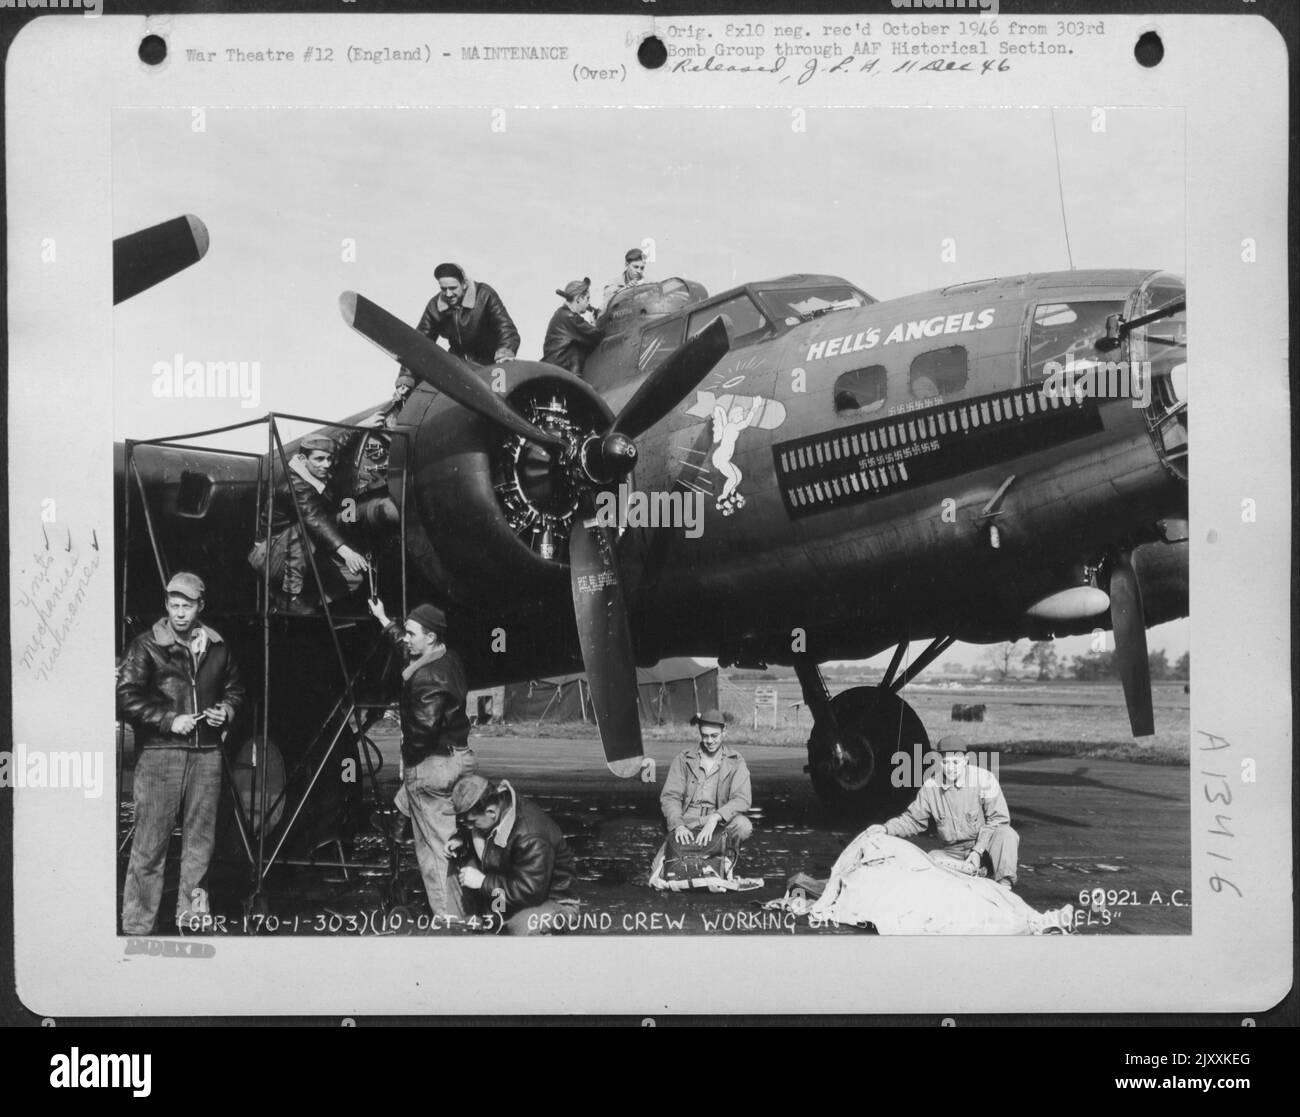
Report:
1050,109,1076,270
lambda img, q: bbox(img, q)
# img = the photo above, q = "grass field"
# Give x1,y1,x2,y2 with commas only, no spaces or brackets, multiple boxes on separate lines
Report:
474,679,1191,764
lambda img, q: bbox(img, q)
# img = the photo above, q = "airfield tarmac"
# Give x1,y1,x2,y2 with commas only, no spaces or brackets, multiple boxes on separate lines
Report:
119,721,1193,937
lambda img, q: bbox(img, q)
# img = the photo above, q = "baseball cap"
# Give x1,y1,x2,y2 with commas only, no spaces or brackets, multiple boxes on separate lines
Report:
165,572,205,600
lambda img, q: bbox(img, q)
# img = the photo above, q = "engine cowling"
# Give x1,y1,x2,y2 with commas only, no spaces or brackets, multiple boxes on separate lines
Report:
388,361,616,608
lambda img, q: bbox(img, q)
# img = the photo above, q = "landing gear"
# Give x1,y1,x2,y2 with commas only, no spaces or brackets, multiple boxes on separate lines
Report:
795,645,945,814
804,686,928,812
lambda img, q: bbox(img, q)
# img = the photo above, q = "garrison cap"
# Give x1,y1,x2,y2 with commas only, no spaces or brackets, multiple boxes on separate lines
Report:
556,277,591,300
624,247,645,263
407,602,447,637
691,708,727,728
451,775,492,818
299,434,335,454
165,571,206,600
936,735,971,754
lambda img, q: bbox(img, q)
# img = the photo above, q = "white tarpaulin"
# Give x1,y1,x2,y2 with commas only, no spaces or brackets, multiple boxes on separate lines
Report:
802,832,1072,935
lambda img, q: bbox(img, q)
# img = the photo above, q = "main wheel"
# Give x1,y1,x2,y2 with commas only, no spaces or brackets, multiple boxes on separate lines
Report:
807,686,929,814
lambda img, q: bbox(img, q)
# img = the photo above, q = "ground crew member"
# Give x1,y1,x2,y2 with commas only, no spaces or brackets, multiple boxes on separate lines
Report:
542,277,604,376
448,775,579,935
660,708,754,855
601,246,648,308
367,597,475,918
248,434,369,614
392,262,520,404
117,572,245,934
868,734,1020,888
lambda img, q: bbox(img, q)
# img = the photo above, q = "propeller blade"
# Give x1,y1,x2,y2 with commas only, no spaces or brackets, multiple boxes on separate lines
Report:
1109,551,1155,737
569,513,645,777
611,318,730,439
113,215,209,304
339,292,565,451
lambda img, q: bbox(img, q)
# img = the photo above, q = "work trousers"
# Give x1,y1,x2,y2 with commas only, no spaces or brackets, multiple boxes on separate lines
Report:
394,749,477,918
122,748,222,934
933,825,1020,885
680,809,753,848
251,526,364,600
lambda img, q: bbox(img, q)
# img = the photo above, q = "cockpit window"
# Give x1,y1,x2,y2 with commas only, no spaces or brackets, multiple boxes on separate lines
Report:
833,366,887,415
687,293,771,348
1027,300,1124,382
638,317,685,373
758,284,872,326
602,277,708,325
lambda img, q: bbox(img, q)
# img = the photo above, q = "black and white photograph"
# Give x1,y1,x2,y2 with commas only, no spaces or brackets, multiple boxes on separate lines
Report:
4,8,1291,1019
109,102,1191,942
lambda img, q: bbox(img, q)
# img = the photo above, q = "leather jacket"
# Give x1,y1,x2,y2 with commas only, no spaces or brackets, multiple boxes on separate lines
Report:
466,784,577,916
541,304,604,375
396,280,520,388
261,457,347,553
383,624,470,766
117,619,246,749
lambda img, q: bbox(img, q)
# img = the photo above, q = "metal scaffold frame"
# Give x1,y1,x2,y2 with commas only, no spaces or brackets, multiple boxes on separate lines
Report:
118,412,414,916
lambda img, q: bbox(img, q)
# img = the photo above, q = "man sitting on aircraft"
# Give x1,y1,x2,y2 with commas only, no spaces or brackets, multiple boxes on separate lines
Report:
117,572,245,935
542,277,604,376
367,598,476,920
867,734,1020,889
249,434,369,614
391,261,520,404
660,709,754,860
600,246,648,309
448,774,579,935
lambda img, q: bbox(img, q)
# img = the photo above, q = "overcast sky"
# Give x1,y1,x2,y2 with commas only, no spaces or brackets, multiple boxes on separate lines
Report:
113,105,1187,660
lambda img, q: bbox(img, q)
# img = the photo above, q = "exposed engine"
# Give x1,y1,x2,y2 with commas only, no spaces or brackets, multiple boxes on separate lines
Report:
492,383,608,564
391,363,618,607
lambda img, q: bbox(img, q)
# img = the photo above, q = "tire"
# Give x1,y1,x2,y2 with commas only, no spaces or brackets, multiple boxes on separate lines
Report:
807,686,929,815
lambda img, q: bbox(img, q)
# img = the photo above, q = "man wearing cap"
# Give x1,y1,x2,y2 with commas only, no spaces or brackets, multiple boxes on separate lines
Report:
367,595,475,918
249,433,369,614
542,278,605,377
601,247,649,309
448,775,578,935
868,735,1020,888
659,709,754,856
117,572,246,934
392,262,521,403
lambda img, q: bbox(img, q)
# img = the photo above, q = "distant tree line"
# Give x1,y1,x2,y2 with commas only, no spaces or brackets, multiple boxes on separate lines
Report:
980,640,1189,681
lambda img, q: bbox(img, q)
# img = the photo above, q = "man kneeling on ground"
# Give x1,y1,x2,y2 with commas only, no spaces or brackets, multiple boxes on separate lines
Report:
868,734,1019,888
448,775,579,935
660,708,753,857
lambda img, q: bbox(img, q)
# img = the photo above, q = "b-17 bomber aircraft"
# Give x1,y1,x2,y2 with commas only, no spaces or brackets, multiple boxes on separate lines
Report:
116,217,1188,820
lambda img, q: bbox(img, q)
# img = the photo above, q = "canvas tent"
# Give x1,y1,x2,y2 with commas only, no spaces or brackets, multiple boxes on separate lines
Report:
503,658,719,726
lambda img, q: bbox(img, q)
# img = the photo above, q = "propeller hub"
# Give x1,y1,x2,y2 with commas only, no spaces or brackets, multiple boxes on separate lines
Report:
581,431,638,485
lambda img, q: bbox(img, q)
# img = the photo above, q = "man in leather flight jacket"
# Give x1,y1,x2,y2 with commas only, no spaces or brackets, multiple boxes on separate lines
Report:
367,597,476,919
249,433,370,614
117,572,245,934
392,261,520,401
542,277,604,377
449,775,578,935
